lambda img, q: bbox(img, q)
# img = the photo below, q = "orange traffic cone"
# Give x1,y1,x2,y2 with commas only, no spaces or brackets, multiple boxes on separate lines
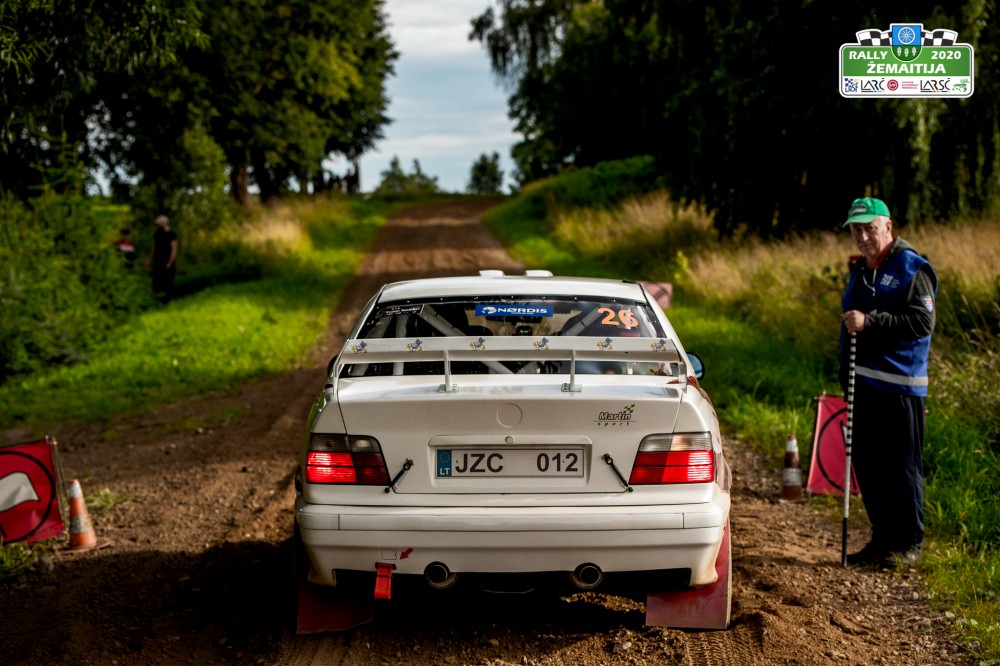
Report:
781,435,804,501
65,479,97,550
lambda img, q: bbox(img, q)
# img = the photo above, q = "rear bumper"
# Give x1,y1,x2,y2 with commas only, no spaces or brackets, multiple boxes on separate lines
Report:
296,497,730,587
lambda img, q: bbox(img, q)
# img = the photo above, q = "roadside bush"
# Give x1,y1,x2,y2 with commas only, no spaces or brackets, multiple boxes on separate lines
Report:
534,156,661,211
547,191,716,281
373,156,442,197
484,157,672,277
487,157,660,234
130,122,238,237
128,123,244,293
0,192,150,384
0,194,389,428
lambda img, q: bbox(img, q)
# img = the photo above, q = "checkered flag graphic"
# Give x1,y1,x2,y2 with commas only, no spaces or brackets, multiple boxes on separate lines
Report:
922,29,958,45
856,28,891,46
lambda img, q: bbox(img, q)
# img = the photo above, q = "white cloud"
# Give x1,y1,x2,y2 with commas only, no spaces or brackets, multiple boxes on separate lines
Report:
355,0,517,193
394,25,482,60
388,1,487,57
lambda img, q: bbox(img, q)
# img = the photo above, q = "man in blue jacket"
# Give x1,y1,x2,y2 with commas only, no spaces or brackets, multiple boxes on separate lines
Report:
840,197,938,568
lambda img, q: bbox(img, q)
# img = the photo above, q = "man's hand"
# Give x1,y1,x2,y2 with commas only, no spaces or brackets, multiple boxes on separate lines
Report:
842,310,866,334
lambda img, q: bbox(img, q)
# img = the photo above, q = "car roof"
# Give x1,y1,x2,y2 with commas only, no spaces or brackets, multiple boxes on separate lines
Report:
376,272,648,303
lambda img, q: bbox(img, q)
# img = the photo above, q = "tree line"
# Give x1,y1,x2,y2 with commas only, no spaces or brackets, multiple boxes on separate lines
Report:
471,0,1000,236
1,0,395,215
4,2,997,237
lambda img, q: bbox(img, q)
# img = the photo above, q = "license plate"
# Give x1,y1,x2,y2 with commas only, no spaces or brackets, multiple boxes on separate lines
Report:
436,448,585,478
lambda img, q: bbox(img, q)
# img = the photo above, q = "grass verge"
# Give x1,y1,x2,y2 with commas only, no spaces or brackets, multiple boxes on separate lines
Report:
0,195,389,429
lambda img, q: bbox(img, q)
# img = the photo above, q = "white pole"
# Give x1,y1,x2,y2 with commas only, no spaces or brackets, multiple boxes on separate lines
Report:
841,332,857,566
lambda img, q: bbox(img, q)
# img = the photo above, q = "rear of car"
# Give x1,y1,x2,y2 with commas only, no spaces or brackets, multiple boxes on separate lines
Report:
295,273,730,594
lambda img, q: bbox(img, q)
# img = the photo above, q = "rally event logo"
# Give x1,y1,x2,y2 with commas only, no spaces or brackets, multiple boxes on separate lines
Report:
840,23,973,98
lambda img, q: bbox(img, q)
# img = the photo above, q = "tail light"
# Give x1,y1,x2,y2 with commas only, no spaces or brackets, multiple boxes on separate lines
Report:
628,433,715,484
306,434,390,485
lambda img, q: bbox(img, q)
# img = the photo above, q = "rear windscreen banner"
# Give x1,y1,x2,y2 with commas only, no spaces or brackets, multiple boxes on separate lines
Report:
475,304,554,318
0,438,64,543
805,394,860,497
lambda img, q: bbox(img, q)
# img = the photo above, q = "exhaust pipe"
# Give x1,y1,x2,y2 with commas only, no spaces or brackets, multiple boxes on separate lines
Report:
424,562,459,589
569,563,604,589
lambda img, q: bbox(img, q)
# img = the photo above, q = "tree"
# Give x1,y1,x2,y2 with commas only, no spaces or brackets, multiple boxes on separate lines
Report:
1,0,397,214
101,0,397,205
0,0,206,197
373,156,441,196
467,152,505,194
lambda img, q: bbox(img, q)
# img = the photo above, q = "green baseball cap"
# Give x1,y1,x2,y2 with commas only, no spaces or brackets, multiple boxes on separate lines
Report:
844,197,890,226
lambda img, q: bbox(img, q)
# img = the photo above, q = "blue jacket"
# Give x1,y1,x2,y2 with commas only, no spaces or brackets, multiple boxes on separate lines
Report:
841,238,938,396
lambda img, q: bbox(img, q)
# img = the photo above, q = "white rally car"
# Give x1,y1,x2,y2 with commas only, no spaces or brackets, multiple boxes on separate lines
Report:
294,271,731,631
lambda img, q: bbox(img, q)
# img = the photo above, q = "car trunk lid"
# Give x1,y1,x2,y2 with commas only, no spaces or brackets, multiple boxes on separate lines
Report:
330,336,691,495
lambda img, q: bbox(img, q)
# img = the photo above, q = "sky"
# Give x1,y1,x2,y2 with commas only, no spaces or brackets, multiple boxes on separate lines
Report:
351,1,519,193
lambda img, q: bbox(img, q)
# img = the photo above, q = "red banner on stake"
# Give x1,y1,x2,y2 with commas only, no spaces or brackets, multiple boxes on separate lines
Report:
806,394,860,497
640,281,673,310
0,438,65,543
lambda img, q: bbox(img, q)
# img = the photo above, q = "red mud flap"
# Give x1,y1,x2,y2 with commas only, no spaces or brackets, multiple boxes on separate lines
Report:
293,519,379,633
646,520,732,630
296,575,376,634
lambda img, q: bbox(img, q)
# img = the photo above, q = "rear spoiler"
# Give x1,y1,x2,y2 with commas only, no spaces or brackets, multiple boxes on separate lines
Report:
334,336,688,393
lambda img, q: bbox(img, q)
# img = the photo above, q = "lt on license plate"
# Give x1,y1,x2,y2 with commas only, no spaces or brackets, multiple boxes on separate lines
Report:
436,448,584,478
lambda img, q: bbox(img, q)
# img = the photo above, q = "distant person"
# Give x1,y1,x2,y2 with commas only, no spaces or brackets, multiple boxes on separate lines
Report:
113,228,137,268
330,173,344,192
345,163,360,194
839,197,938,569
143,215,178,302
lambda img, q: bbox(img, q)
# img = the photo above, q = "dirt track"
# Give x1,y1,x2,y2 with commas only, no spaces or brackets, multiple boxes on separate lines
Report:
0,200,974,665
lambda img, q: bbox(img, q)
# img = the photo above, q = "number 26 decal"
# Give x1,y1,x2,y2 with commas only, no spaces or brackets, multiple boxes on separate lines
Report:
598,308,638,328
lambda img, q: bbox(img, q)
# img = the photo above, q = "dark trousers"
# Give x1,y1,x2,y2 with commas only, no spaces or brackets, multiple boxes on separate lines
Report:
152,266,175,301
851,386,926,553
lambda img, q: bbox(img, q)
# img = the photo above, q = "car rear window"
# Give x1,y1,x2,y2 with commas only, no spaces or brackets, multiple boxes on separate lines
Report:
341,297,671,377
357,298,664,340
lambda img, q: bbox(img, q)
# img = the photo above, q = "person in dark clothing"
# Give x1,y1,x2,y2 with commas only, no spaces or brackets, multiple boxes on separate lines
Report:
143,215,178,302
839,197,938,569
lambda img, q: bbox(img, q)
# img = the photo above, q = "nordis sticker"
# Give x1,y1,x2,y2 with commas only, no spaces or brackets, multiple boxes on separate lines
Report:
475,304,554,318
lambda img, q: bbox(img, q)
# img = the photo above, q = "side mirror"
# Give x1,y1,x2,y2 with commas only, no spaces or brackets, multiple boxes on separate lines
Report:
687,352,705,380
